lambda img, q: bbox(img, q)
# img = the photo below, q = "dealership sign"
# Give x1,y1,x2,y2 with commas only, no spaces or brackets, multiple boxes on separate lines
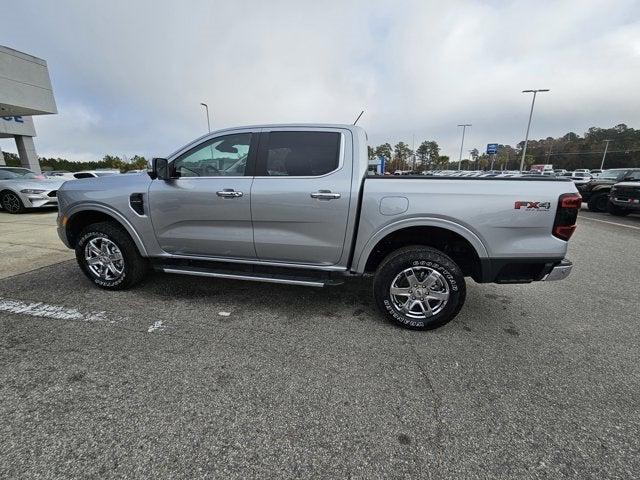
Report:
0,115,36,137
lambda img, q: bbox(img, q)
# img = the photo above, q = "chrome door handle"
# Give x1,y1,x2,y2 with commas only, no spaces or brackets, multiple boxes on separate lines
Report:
216,189,243,198
310,190,341,200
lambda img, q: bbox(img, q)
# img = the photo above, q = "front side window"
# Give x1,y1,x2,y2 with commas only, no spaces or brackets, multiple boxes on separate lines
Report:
264,131,340,176
625,170,640,181
173,133,252,177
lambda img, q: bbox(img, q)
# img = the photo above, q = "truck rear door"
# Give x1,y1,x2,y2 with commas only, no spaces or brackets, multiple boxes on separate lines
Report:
250,128,352,266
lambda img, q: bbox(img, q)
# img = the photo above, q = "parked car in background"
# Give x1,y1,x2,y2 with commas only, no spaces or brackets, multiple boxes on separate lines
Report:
608,181,640,216
45,170,76,180
574,169,590,174
0,166,64,214
579,168,640,212
57,124,580,331
71,170,120,179
530,164,554,174
570,171,592,187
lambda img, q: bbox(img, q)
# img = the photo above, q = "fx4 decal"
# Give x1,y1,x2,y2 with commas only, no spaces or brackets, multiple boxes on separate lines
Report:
514,201,551,211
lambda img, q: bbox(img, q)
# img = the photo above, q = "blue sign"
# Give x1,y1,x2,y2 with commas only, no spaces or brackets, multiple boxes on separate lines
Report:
1,116,24,123
487,143,498,154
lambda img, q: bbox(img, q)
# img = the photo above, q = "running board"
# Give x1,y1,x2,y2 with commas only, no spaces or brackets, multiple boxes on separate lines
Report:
160,266,335,287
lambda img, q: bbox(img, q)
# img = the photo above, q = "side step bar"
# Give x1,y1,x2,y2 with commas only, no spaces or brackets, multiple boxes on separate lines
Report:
160,266,338,287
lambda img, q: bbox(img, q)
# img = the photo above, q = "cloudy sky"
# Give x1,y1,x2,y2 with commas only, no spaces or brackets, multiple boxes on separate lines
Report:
2,0,640,161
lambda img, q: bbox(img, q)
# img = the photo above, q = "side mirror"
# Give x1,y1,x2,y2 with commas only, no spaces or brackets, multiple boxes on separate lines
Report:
149,158,169,180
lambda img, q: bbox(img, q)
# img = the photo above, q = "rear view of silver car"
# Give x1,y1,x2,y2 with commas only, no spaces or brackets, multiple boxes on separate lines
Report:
0,166,64,214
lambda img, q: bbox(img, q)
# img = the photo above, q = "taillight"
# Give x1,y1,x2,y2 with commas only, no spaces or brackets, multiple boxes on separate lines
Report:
553,193,581,241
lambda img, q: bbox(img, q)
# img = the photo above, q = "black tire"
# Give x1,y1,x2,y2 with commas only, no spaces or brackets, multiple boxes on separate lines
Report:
1,190,26,214
75,221,149,290
607,202,630,216
587,192,609,212
373,246,466,330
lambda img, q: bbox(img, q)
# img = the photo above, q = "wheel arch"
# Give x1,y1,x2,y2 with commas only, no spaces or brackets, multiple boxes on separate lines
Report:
65,205,148,256
354,218,489,281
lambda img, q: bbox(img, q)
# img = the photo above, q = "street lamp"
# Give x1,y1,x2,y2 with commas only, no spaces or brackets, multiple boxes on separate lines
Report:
200,102,211,133
457,124,471,171
600,139,612,170
520,89,549,172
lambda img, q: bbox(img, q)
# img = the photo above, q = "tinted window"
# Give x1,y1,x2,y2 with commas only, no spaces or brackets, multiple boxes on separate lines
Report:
173,133,251,177
264,131,340,176
74,173,94,179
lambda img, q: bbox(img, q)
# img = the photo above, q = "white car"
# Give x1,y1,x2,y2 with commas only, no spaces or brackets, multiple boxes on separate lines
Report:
571,171,592,186
0,166,65,214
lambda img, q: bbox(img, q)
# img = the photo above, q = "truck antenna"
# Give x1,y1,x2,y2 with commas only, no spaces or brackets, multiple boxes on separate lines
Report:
353,110,364,125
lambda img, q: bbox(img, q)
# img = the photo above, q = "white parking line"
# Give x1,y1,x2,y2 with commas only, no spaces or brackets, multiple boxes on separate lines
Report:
147,320,164,332
0,297,114,322
579,216,640,231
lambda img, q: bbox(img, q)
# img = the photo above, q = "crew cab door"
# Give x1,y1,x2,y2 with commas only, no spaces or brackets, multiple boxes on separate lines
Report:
148,131,257,258
250,128,352,266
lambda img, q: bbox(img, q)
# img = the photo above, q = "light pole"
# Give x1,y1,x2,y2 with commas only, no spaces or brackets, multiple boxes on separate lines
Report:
200,102,211,133
457,124,471,170
600,139,612,170
519,89,549,172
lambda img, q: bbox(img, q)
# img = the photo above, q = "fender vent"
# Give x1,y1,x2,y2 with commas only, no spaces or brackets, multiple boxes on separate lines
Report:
129,193,145,215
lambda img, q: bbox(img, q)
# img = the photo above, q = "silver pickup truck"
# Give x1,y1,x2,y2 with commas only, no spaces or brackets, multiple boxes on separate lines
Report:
57,124,581,330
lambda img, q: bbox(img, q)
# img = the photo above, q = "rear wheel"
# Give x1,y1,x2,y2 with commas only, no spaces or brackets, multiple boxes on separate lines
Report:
1,191,25,214
75,221,149,290
587,192,609,212
607,202,630,216
373,246,466,330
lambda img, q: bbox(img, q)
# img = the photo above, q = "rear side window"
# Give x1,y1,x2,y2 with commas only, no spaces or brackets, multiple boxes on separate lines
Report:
73,173,94,179
263,131,340,176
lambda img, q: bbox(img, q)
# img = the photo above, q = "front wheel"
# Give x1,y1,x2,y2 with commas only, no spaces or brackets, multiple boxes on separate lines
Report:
374,246,466,330
587,192,609,212
75,221,149,290
607,202,630,216
1,191,26,214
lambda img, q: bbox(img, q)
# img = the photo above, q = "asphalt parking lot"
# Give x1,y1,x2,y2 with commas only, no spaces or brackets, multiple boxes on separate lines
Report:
1,209,639,478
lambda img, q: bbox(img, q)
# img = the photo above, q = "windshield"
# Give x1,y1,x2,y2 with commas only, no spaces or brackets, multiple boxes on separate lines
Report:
0,169,38,179
599,170,624,180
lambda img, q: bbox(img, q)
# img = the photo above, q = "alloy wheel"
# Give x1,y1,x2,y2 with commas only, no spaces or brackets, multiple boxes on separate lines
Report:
84,236,125,281
2,193,22,213
389,266,450,319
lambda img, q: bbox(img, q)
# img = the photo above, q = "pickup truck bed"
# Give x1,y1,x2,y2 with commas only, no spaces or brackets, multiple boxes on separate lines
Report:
353,175,576,281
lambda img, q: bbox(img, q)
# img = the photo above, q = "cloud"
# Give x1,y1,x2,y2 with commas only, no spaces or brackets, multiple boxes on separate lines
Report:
2,0,640,161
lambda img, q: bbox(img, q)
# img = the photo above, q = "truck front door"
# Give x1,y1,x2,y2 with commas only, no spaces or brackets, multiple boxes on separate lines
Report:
148,131,257,259
250,129,352,266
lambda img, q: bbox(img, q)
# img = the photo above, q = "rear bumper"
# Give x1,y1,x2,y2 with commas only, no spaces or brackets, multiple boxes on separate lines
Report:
542,259,573,281
478,257,570,284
